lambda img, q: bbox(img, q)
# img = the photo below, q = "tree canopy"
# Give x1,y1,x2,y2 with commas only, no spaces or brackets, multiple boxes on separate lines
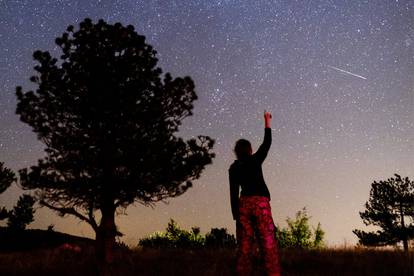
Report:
15,18,215,268
353,174,414,251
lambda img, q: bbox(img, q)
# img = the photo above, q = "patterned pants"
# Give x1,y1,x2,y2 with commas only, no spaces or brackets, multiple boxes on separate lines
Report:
236,196,281,276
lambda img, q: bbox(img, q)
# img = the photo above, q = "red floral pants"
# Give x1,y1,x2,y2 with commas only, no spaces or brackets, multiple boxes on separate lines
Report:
236,196,281,276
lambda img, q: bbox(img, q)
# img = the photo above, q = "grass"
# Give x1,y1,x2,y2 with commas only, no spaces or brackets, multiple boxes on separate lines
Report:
0,246,412,275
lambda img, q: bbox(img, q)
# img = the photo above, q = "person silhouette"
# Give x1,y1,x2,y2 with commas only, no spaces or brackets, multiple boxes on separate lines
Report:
229,111,281,276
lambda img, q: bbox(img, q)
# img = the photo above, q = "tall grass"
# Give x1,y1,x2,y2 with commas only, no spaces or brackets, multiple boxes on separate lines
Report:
0,247,412,275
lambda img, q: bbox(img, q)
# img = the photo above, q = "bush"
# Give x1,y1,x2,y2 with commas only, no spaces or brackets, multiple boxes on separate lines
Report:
275,208,325,249
205,228,236,248
138,219,236,249
139,219,205,249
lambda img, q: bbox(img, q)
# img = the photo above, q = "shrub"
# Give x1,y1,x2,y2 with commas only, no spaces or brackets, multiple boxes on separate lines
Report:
275,208,325,249
138,219,236,249
139,219,205,249
205,228,236,248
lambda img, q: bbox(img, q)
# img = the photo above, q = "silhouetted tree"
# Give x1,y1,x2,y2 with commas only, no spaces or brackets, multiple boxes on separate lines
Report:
0,162,15,194
7,194,35,231
16,18,215,272
0,162,35,229
313,222,324,249
353,174,414,252
0,162,16,221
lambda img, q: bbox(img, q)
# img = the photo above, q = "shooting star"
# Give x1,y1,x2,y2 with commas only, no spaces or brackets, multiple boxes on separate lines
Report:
327,65,367,80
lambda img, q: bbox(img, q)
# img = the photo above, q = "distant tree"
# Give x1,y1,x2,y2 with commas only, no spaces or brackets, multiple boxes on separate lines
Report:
0,162,35,229
7,194,35,231
313,222,324,249
353,174,414,252
16,18,215,270
0,162,15,221
275,208,325,249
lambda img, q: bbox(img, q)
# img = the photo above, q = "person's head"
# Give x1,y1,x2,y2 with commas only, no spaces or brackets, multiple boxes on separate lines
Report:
234,139,252,160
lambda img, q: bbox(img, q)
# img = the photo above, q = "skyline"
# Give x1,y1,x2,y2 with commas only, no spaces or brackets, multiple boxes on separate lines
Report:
0,0,413,246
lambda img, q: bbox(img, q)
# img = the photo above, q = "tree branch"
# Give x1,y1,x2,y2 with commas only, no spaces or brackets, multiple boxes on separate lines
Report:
40,200,98,232
88,205,98,232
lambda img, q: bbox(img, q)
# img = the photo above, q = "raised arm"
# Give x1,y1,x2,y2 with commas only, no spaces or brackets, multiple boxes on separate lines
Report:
253,111,272,163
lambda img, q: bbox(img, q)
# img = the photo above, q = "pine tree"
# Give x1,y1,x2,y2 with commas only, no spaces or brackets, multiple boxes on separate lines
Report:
353,174,414,251
7,194,36,231
16,18,215,272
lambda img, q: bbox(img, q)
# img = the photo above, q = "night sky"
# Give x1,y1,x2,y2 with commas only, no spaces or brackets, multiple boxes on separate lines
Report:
0,0,413,246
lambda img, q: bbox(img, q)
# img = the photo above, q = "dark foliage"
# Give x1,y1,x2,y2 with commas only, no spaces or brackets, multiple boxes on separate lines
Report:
7,194,36,231
0,161,14,220
0,162,16,194
0,208,8,221
138,218,236,249
15,17,215,267
16,17,215,211
275,207,325,249
205,228,236,248
138,219,205,249
353,174,414,251
0,162,35,230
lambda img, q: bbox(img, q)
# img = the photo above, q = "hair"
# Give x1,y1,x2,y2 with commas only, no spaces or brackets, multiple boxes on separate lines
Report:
234,139,252,160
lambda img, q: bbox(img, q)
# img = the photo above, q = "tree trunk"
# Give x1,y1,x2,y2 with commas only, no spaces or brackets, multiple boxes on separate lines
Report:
402,238,408,252
96,204,116,276
399,202,408,252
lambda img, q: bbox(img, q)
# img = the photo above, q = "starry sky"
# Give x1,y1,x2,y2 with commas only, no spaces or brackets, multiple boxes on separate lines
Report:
0,0,413,246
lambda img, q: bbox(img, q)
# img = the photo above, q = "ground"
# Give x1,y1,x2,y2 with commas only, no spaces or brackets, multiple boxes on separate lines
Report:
0,229,412,275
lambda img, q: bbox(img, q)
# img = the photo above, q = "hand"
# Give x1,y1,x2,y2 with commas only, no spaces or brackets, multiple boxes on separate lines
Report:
264,110,272,128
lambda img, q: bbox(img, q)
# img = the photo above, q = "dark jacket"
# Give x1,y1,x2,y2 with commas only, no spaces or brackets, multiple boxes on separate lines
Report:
228,128,272,220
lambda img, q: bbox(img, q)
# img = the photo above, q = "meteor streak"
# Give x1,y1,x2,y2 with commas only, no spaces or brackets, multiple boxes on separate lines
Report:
327,65,367,80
